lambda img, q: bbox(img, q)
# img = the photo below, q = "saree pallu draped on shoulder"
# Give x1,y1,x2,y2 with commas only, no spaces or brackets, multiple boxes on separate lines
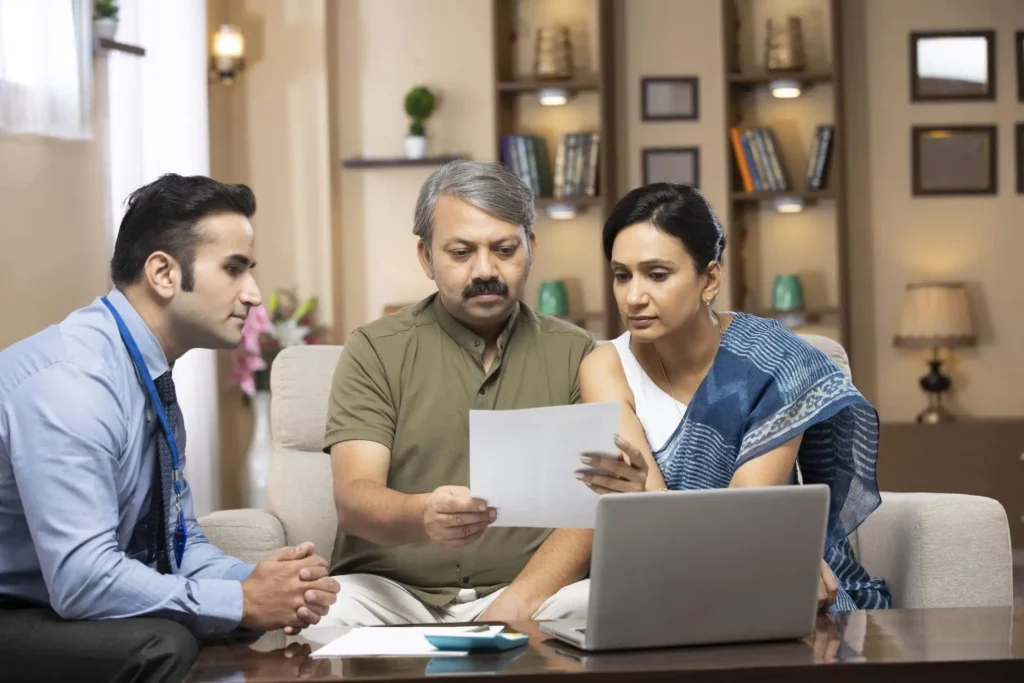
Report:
652,314,891,612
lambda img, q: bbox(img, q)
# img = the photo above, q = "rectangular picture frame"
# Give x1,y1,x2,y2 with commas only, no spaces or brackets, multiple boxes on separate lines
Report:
642,147,700,188
641,76,699,121
1017,124,1024,194
911,124,997,196
1017,30,1024,101
909,30,996,102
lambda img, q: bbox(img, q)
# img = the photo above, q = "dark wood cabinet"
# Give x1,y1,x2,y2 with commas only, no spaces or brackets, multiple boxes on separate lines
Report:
878,420,1024,549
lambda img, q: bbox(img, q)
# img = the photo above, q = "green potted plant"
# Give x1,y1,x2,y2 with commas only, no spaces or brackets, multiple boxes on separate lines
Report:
93,0,120,40
403,85,437,159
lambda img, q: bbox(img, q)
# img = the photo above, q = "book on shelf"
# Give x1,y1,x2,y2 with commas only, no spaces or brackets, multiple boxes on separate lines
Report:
805,125,834,191
728,124,833,193
500,132,599,200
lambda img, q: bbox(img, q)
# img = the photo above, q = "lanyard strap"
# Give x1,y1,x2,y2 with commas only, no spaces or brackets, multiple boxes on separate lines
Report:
101,298,184,490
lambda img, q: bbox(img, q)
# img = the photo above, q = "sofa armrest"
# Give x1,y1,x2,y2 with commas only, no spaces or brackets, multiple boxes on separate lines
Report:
198,508,286,566
854,492,1013,609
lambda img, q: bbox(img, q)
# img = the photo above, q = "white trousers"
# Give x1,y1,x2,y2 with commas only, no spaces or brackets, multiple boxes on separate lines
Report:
315,574,590,627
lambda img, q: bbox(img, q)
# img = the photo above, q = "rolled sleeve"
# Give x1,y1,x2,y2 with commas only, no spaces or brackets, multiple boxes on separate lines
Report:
5,364,246,636
323,329,397,451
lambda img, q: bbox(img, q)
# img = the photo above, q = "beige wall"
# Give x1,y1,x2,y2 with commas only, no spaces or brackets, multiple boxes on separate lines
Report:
331,0,496,338
845,0,1024,420
618,0,731,309
0,75,109,349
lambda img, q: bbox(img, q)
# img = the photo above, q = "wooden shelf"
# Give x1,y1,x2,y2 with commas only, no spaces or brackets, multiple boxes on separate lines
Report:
96,38,146,56
535,196,602,208
722,0,851,354
341,155,463,169
497,77,600,93
728,70,833,86
731,189,835,202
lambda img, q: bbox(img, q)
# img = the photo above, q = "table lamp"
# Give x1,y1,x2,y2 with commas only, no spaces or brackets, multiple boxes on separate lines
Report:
893,282,976,424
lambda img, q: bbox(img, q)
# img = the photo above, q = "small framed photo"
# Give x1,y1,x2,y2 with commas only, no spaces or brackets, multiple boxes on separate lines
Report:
911,125,997,196
641,77,699,121
1016,124,1024,194
642,147,700,188
909,30,995,101
1016,31,1024,101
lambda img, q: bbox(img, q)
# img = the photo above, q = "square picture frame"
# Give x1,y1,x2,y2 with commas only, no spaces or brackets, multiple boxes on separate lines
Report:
909,30,996,101
911,125,997,196
641,77,699,121
642,147,700,188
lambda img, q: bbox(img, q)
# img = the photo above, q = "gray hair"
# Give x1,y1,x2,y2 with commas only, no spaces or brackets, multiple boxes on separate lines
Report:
413,159,536,247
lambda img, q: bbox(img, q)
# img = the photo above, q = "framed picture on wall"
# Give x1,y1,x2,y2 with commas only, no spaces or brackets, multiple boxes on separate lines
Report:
1017,31,1024,101
911,125,997,196
642,147,700,187
909,30,995,101
641,77,699,121
1016,124,1024,194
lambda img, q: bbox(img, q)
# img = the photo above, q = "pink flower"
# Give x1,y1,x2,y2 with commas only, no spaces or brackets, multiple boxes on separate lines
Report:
227,305,274,396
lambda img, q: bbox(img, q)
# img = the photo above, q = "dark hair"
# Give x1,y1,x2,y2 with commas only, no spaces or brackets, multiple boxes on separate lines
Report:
110,173,256,290
602,183,726,273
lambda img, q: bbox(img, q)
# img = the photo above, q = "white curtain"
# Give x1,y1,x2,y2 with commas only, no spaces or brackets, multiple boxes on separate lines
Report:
105,0,222,516
0,0,92,139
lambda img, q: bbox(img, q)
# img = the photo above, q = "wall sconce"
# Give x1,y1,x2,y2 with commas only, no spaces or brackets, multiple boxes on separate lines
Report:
769,78,802,98
210,24,245,84
537,86,572,106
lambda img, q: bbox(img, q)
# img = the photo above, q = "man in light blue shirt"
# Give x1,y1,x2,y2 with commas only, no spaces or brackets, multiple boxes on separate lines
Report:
0,174,339,682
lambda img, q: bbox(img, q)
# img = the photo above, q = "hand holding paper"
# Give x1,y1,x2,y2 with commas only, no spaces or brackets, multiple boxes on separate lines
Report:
468,402,620,529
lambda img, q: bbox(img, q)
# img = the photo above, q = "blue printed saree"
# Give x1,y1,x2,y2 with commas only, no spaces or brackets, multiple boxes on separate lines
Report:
651,313,891,612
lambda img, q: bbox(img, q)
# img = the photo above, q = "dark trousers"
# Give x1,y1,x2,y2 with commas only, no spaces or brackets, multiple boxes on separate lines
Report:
0,597,198,683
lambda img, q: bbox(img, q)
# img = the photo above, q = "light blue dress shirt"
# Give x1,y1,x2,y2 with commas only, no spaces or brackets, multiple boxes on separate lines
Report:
0,288,254,637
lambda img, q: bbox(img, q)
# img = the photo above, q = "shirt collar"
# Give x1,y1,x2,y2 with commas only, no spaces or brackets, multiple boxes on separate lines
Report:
431,293,522,355
104,287,170,380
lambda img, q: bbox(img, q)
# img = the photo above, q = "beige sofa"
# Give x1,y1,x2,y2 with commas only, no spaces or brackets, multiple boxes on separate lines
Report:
198,337,1015,609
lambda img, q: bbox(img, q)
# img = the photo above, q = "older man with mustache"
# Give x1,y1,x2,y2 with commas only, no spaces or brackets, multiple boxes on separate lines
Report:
316,160,597,626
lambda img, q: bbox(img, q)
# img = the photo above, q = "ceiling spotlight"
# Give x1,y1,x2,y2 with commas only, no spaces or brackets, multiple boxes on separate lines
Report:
773,196,806,213
537,87,571,106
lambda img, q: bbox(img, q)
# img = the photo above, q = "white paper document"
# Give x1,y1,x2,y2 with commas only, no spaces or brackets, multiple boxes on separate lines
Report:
469,401,619,529
310,625,504,658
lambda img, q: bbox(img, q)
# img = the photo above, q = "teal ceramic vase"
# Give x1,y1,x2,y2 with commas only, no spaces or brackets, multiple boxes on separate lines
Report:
772,274,804,311
538,280,569,317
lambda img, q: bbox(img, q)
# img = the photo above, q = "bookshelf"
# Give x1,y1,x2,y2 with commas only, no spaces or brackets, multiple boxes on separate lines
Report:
491,0,620,339
721,0,850,352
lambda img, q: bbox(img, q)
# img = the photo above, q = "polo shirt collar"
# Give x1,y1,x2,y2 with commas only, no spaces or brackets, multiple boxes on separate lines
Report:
104,287,171,380
432,293,521,354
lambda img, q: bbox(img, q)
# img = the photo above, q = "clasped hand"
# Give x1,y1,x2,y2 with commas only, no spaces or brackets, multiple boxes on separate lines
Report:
240,542,340,634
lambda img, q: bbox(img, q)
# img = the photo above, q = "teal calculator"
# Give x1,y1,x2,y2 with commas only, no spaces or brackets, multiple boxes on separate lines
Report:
424,629,529,653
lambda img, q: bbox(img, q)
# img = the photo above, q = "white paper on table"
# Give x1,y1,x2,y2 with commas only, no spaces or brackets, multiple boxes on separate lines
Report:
310,625,505,658
469,401,619,529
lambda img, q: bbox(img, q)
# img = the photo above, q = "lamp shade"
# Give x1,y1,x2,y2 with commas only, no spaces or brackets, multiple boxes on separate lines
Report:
893,282,976,349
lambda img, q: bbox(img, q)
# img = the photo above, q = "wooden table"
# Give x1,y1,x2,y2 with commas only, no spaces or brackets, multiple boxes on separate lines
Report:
186,606,1023,682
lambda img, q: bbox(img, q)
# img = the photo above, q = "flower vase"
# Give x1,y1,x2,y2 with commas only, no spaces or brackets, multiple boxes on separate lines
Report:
244,390,272,509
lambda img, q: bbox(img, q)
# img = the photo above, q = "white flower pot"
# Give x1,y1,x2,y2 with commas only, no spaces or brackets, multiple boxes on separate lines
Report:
243,390,272,509
94,18,118,40
404,135,428,159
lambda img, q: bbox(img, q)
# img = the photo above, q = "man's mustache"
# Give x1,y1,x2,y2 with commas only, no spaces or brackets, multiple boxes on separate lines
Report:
462,278,509,300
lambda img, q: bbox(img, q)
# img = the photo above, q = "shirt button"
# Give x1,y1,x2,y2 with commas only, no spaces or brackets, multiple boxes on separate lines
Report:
462,576,470,585
478,387,485,395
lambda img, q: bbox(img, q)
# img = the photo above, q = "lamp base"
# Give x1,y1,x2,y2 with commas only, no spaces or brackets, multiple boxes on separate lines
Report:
916,402,954,424
916,355,954,424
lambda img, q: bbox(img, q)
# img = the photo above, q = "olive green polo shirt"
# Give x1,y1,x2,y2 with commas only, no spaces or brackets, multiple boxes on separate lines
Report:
323,293,596,607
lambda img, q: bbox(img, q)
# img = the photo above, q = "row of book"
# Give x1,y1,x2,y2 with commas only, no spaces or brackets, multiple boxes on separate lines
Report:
500,132,599,199
729,124,833,192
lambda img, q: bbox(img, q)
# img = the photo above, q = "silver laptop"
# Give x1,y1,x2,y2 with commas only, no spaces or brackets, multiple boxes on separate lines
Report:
540,484,830,651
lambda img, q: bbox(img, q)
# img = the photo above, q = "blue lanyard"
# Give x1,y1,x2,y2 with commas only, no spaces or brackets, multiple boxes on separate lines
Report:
101,297,187,569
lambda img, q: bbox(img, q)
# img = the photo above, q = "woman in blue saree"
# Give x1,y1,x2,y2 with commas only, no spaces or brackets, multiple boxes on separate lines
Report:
576,183,890,613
